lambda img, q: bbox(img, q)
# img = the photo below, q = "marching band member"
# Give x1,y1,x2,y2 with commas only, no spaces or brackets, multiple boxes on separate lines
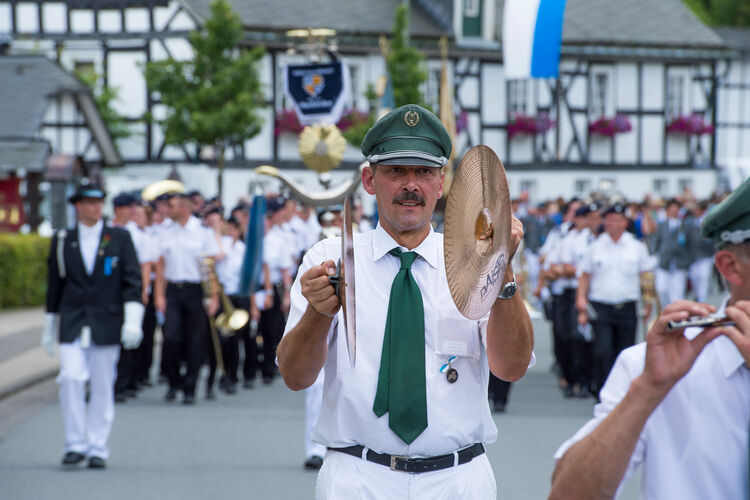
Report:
42,182,143,469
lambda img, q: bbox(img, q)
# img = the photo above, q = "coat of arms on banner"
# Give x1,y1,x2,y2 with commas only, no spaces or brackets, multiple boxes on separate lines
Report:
303,74,325,97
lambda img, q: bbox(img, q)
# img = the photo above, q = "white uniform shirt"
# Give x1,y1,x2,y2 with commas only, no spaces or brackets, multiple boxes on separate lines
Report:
124,221,158,264
159,216,219,283
552,226,582,290
541,222,571,295
283,224,534,457
554,301,750,500
77,219,104,276
215,235,246,296
580,231,653,304
264,225,293,284
572,228,594,276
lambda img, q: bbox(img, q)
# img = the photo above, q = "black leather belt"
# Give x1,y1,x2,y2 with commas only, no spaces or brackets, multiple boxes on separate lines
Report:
329,443,485,473
168,281,201,289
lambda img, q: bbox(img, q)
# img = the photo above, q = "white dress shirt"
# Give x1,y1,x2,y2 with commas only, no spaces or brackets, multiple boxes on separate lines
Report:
541,222,572,295
215,235,246,296
283,223,534,457
78,220,103,276
264,225,293,284
580,231,653,303
124,221,158,264
159,216,219,283
554,301,750,499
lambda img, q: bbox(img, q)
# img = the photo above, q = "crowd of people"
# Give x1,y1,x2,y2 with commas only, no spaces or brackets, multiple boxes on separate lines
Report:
509,189,728,403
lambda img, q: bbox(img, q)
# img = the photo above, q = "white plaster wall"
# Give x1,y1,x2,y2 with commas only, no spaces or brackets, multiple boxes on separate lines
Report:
616,63,638,109
16,2,38,33
481,64,504,123
125,8,150,32
42,3,66,33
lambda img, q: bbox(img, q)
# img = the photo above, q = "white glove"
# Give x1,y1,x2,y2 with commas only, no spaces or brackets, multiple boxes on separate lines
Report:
41,313,59,357
121,301,145,349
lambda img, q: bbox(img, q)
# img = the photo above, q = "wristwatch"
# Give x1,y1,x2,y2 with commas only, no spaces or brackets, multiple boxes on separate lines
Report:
497,274,517,300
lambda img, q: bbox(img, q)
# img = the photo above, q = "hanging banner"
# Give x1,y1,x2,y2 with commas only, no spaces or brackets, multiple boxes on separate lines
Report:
503,0,567,79
0,177,25,232
284,61,350,126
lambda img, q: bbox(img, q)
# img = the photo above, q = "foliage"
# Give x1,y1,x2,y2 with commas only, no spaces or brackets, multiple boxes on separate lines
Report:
387,4,429,109
275,108,373,148
666,114,714,135
589,114,633,137
508,113,555,138
75,70,132,141
682,0,750,26
0,234,49,310
143,0,265,196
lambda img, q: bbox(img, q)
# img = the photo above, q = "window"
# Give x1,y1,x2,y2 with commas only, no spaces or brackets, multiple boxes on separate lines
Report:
574,179,591,195
73,60,95,79
508,80,528,116
520,179,537,199
590,73,608,118
653,178,668,194
347,65,359,109
666,74,684,119
462,0,482,37
677,178,693,193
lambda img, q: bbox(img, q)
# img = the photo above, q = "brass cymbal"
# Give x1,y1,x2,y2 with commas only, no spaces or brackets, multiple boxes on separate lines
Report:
444,145,512,320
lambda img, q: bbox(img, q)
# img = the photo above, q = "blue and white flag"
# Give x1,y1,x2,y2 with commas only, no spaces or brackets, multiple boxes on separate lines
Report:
503,0,567,79
284,61,350,126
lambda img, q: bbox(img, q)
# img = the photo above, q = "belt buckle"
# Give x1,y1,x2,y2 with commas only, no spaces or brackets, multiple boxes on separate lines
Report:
390,455,409,471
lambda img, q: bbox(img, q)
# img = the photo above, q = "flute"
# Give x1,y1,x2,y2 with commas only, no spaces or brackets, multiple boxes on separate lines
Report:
666,315,735,331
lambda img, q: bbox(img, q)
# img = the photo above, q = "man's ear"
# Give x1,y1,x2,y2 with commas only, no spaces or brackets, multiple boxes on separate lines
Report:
715,250,744,288
362,165,376,195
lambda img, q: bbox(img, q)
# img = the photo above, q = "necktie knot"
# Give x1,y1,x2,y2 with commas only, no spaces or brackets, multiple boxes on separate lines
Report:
389,248,417,270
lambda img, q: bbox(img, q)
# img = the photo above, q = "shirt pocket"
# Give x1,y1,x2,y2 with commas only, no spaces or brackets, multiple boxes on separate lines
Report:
432,309,482,361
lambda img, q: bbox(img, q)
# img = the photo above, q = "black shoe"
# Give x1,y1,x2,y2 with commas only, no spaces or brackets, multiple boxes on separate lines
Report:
61,451,86,467
226,383,237,395
205,388,216,400
164,388,177,402
114,392,127,403
563,386,576,398
125,388,138,398
183,393,195,405
304,455,324,470
243,380,254,389
262,376,273,385
492,400,506,413
88,456,107,469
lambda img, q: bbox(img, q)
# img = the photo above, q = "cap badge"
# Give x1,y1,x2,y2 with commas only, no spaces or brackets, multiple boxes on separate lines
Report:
404,110,420,127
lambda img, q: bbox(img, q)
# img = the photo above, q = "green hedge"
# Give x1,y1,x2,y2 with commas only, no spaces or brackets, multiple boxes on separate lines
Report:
0,234,50,310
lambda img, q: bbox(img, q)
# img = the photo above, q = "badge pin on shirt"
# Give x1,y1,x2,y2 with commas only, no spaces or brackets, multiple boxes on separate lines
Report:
440,356,458,384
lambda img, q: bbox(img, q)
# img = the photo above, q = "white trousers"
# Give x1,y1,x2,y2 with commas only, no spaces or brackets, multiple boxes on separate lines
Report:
316,449,497,500
655,268,687,308
57,339,120,459
305,370,326,458
688,257,714,304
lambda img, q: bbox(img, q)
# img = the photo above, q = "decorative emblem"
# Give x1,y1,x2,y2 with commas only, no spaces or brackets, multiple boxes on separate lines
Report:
303,73,325,97
404,110,420,127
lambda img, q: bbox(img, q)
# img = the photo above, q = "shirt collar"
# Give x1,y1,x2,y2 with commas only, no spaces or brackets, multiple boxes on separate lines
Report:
78,219,103,237
372,223,439,269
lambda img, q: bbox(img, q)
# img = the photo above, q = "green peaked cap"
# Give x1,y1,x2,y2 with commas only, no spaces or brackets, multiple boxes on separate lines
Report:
701,176,750,249
361,104,452,167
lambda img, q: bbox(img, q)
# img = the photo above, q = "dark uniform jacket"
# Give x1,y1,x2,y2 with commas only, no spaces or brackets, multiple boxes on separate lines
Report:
46,224,141,346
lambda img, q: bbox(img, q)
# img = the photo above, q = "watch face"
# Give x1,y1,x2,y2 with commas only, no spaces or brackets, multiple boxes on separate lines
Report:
499,281,516,299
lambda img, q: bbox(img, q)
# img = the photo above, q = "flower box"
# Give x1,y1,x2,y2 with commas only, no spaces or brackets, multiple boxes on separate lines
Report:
507,113,555,139
588,114,632,137
665,114,714,135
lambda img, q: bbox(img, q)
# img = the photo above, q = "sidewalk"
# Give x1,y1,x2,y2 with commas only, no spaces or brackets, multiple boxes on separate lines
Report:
0,307,58,400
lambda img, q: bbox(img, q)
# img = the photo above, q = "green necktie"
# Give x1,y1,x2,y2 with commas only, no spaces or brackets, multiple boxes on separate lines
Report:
373,248,428,444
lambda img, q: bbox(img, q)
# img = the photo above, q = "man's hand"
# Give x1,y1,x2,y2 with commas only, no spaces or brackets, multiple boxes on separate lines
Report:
121,302,145,349
507,215,524,261
205,294,219,317
281,291,291,315
719,300,750,365
300,260,340,317
640,300,723,398
577,310,588,327
41,313,59,357
142,288,149,306
155,293,166,314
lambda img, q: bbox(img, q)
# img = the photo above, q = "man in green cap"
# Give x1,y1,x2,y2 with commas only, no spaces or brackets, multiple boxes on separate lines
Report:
277,104,534,498
550,176,750,500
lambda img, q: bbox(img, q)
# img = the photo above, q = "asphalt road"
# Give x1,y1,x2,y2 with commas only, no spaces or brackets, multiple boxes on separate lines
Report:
0,314,640,500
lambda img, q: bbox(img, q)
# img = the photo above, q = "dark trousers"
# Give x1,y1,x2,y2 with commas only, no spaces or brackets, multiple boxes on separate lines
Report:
115,345,136,395
552,289,584,386
222,296,249,385
258,287,284,380
134,293,156,385
488,375,512,405
590,301,637,395
163,283,207,396
241,313,258,382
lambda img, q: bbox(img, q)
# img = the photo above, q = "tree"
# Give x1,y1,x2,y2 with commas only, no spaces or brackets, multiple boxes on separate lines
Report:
143,0,265,198
387,3,429,109
683,0,750,26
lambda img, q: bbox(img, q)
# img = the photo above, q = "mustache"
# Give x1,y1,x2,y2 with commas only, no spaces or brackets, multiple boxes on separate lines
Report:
393,192,426,206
